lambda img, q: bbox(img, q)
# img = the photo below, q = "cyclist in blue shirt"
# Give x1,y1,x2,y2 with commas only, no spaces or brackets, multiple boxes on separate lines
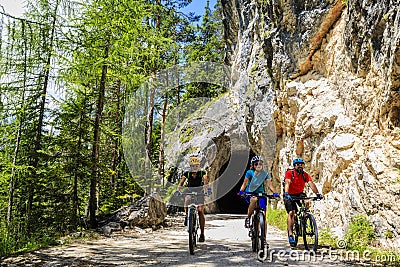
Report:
238,156,280,228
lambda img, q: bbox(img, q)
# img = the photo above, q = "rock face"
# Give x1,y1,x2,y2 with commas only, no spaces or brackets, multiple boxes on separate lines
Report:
164,0,399,250
218,0,400,249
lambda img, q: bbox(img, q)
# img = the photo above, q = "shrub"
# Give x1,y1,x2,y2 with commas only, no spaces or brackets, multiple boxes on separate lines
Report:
344,215,376,252
319,228,339,248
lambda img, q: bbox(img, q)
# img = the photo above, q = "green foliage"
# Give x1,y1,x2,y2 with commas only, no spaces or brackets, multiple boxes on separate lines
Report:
0,220,59,257
344,215,376,252
0,0,225,257
182,0,225,100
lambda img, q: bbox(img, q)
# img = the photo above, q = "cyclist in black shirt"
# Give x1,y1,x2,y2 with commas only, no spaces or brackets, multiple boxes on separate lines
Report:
177,156,210,242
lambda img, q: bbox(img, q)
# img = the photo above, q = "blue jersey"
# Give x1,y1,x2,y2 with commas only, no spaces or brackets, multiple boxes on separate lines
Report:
245,170,270,193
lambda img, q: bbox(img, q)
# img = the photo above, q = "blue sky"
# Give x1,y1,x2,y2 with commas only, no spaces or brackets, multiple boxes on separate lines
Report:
180,0,218,17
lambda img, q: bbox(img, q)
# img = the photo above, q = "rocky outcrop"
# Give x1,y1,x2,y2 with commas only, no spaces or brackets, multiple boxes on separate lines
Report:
163,0,399,250
219,0,400,249
98,194,166,236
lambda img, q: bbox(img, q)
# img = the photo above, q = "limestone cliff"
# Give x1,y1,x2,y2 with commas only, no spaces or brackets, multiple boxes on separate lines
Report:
221,0,400,248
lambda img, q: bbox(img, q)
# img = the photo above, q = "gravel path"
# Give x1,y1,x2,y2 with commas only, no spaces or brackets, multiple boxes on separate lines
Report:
1,214,372,266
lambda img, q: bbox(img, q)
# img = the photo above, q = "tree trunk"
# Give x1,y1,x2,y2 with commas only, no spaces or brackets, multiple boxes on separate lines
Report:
89,39,109,229
145,72,156,194
111,80,121,186
7,21,28,225
158,74,168,188
28,2,59,220
144,0,162,194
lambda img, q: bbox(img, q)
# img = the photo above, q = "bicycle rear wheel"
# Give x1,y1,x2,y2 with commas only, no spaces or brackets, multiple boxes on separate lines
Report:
188,208,196,255
257,212,266,258
303,213,318,252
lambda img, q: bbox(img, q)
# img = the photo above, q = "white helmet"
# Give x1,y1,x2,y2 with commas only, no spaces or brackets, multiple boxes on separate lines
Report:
251,155,263,164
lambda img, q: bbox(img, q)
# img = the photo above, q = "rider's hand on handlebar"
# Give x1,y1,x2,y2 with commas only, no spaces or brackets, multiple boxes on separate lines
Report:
237,190,245,196
284,192,291,200
316,193,323,199
273,192,280,198
207,188,212,195
175,190,181,196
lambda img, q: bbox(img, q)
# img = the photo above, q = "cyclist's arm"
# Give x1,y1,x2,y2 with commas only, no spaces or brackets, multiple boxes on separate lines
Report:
239,177,249,192
265,179,278,193
203,174,210,190
307,181,320,194
284,178,291,193
177,175,187,191
203,174,209,185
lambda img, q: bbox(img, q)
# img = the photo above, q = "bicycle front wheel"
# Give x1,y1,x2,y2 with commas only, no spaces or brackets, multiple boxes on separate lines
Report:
257,212,266,258
251,214,258,252
188,208,197,255
303,213,318,252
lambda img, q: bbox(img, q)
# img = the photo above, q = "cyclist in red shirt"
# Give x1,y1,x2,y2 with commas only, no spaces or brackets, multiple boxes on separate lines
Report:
283,158,323,247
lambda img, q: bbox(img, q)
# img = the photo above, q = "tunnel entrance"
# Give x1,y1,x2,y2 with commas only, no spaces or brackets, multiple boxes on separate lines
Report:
216,151,255,214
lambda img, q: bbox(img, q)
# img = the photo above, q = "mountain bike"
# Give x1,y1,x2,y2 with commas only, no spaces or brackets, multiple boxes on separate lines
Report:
182,191,208,255
289,195,321,252
242,192,277,259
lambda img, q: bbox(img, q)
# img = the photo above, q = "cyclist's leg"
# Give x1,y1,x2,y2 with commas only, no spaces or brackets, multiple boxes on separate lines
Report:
197,204,205,234
248,196,257,217
284,198,296,236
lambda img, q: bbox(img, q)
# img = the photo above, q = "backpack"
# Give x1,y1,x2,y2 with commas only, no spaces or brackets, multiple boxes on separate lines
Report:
282,169,307,194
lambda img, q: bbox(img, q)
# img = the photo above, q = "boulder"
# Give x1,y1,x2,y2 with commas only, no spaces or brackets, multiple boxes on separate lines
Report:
98,193,166,235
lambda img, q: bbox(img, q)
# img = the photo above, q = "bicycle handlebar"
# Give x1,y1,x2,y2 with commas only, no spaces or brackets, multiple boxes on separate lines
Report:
180,191,211,196
241,192,278,199
289,196,322,201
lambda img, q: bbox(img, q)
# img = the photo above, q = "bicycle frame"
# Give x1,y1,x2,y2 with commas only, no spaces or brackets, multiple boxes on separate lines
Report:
242,192,276,259
289,196,320,251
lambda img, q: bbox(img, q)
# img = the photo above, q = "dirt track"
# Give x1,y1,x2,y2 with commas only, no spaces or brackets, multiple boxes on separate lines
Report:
2,214,370,266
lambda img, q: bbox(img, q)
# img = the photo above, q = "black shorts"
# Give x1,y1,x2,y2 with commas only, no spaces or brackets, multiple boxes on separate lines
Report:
284,193,306,213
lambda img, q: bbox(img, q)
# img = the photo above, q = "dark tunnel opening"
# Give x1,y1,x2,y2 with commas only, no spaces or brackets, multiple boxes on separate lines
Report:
216,151,256,214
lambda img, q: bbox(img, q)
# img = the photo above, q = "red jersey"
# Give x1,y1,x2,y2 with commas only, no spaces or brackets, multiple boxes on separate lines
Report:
285,170,312,194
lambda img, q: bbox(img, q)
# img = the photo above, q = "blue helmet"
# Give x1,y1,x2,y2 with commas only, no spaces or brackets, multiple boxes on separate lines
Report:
251,155,263,164
293,158,305,166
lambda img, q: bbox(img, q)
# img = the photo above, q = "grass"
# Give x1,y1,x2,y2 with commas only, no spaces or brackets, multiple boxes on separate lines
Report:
265,207,287,231
0,226,60,257
265,208,341,248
